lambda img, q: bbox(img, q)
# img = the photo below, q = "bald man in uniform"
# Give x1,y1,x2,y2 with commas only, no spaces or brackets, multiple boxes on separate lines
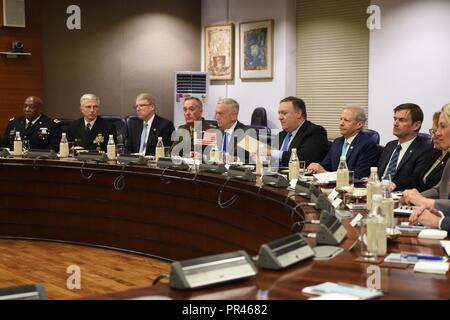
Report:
1,96,58,150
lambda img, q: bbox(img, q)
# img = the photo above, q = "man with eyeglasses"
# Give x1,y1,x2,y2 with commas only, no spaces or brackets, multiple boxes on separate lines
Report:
1,96,59,150
65,94,117,151
125,93,174,156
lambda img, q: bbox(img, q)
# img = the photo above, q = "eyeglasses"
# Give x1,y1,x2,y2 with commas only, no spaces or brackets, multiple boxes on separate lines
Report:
134,104,151,110
429,129,437,135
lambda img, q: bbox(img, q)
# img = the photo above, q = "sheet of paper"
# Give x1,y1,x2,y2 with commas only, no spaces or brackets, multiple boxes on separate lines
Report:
313,172,337,184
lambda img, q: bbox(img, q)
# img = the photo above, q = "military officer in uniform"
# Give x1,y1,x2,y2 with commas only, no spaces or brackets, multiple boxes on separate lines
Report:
1,96,58,150
171,96,216,157
66,93,116,152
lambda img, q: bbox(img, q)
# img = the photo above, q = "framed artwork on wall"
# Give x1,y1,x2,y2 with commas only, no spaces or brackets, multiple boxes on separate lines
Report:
204,23,234,81
239,19,274,80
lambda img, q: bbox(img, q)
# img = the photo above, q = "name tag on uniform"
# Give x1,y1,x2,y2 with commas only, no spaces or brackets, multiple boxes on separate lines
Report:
40,128,48,134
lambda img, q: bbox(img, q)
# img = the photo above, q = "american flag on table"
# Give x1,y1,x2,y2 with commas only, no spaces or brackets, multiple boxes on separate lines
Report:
194,131,217,146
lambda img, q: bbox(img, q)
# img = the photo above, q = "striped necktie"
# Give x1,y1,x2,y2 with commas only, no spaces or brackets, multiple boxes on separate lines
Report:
383,144,402,180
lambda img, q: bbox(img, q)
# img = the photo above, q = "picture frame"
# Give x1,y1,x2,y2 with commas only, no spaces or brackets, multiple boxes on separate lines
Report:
204,23,234,81
239,19,274,80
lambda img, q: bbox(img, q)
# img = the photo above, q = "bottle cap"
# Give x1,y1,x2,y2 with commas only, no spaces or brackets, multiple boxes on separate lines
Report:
291,148,297,152
340,156,346,161
370,167,378,172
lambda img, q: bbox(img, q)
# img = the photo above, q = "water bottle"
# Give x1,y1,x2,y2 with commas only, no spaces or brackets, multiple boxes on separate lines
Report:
336,156,349,188
13,132,22,156
59,133,69,158
366,194,387,256
155,137,165,160
107,134,116,160
367,167,382,211
381,179,395,230
288,148,300,180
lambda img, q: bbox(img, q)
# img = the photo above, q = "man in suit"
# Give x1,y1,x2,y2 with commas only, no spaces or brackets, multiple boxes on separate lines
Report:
377,103,432,191
66,94,117,152
125,93,174,156
171,96,216,157
1,96,59,151
215,98,253,163
271,96,329,167
306,106,379,178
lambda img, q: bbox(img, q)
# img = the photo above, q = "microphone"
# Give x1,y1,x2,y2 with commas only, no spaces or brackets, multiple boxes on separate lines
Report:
304,211,347,246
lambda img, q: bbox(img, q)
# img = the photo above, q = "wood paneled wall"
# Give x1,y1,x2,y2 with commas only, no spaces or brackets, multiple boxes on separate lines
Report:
0,0,43,133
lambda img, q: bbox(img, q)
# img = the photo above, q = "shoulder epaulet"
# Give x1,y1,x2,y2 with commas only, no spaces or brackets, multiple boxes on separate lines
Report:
9,117,15,122
53,119,60,123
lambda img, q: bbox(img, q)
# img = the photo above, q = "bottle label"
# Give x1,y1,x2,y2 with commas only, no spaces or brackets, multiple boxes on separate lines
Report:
289,162,299,180
155,147,165,159
13,141,23,156
60,143,69,158
107,144,116,160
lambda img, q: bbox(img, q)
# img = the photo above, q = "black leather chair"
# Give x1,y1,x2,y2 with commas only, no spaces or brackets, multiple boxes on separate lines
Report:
418,132,432,145
362,128,380,145
251,107,268,127
102,115,127,143
54,118,73,134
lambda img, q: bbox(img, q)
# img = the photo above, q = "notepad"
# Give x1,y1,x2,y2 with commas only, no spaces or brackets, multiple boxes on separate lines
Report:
418,229,448,240
302,282,383,300
414,261,449,275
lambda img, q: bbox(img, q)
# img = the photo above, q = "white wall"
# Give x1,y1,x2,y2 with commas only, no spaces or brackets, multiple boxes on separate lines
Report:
201,0,296,129
369,0,450,145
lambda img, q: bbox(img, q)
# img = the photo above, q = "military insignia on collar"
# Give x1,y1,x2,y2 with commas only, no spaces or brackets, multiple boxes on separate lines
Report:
53,119,60,123
9,117,14,122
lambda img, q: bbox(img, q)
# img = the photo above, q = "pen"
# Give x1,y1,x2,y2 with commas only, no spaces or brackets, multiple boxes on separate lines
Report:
400,254,445,261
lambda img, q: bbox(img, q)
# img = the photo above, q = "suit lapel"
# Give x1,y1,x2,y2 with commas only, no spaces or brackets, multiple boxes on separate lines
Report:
345,132,362,161
135,120,143,151
289,121,309,150
396,139,417,172
146,115,159,153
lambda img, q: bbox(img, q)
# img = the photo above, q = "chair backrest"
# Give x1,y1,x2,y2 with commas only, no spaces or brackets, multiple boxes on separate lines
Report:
418,132,432,145
251,107,268,127
362,128,380,145
0,284,47,300
55,118,73,133
102,115,127,142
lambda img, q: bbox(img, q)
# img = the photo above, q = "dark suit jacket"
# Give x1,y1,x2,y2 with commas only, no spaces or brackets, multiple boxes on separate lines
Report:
278,120,329,167
125,114,174,156
377,136,433,191
320,131,379,179
417,149,449,192
1,114,58,150
219,121,253,163
67,117,117,152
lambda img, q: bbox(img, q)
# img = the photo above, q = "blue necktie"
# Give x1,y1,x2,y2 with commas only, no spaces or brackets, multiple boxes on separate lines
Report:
281,132,293,152
341,140,350,157
222,132,229,153
383,144,402,180
139,123,149,154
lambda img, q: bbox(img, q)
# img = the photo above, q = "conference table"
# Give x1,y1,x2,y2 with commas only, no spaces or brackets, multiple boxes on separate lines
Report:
0,157,449,300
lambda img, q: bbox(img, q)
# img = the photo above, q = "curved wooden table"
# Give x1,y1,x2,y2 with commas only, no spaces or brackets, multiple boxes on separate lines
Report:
0,158,301,261
1,158,449,299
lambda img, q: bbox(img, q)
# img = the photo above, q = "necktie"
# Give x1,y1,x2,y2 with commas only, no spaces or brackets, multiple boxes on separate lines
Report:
439,159,450,199
341,140,350,157
26,121,33,130
222,132,229,153
281,132,293,152
86,123,91,133
139,123,149,154
383,144,402,180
